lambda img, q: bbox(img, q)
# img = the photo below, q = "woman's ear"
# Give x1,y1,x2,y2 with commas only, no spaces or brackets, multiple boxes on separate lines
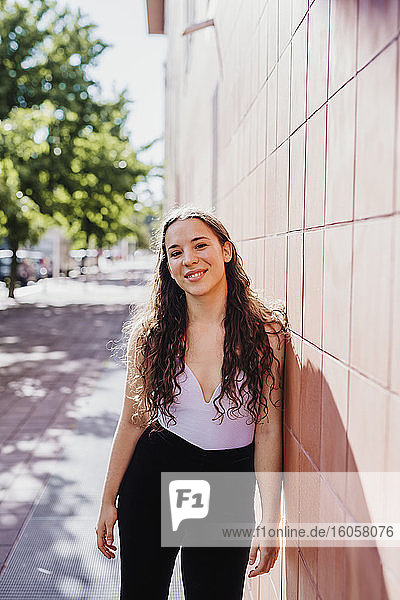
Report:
223,241,233,262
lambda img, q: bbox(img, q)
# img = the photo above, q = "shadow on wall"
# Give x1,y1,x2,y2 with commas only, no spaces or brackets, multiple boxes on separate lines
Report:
283,335,390,599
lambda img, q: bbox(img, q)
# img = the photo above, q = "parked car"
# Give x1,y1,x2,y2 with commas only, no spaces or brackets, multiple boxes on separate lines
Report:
0,250,52,286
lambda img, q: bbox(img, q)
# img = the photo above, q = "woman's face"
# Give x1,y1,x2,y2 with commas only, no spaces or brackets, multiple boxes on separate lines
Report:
165,218,232,297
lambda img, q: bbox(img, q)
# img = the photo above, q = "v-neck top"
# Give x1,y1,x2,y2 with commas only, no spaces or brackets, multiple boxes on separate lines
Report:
156,363,257,450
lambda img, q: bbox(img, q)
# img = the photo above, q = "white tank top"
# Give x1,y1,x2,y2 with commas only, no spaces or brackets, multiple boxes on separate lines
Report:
156,362,257,450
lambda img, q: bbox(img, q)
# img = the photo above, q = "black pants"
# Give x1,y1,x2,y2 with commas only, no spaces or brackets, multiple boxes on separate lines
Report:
117,423,256,600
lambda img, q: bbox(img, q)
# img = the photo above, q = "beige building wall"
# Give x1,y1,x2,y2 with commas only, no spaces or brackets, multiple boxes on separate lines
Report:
162,1,400,598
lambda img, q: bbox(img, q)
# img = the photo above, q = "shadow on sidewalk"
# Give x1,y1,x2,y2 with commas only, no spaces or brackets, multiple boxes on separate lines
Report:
0,303,129,570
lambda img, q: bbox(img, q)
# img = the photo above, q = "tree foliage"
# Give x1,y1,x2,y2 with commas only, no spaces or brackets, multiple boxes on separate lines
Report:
0,0,153,264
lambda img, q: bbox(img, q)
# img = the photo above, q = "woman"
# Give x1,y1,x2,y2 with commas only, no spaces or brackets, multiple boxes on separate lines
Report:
96,206,287,599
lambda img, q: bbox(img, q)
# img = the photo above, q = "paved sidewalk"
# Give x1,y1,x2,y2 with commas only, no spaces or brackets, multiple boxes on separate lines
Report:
0,301,130,569
0,362,124,599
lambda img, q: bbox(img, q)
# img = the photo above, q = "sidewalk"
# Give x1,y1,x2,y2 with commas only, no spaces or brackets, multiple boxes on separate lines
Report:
0,362,123,599
0,285,132,570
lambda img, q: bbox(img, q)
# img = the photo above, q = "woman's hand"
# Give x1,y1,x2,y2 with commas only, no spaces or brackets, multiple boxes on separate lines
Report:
95,503,118,559
247,527,280,577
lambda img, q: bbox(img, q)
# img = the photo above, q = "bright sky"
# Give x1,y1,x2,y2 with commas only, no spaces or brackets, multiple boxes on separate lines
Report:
61,0,167,201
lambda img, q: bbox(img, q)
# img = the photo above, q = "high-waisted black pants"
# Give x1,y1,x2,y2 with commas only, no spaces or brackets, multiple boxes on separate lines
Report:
117,422,256,600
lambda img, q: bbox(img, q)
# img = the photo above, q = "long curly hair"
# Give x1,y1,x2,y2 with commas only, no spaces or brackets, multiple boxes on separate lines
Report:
121,205,289,435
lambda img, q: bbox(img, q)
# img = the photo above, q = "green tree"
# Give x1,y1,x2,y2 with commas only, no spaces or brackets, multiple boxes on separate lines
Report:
0,0,154,292
0,0,106,120
0,103,54,296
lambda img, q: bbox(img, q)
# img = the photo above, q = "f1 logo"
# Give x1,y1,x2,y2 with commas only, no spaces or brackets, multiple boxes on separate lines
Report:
169,480,210,531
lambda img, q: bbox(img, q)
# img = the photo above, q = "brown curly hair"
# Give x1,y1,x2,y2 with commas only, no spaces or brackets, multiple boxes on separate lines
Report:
121,205,289,435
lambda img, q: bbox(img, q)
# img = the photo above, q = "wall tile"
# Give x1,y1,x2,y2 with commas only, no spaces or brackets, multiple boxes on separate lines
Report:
266,67,278,155
238,180,245,241
291,16,308,133
299,449,321,531
250,101,257,173
305,106,326,229
279,0,292,56
289,123,306,231
285,546,299,600
323,224,352,363
252,233,258,288
277,44,291,147
304,228,323,347
344,546,386,600
267,0,279,78
300,341,322,470
317,482,346,600
320,353,348,498
253,25,261,99
264,235,274,297
384,393,400,526
245,239,258,285
354,44,396,220
250,168,258,237
246,112,252,176
307,0,329,117
259,9,268,87
273,234,287,301
233,188,240,242
256,161,266,239
255,237,265,293
283,442,300,589
258,84,267,165
397,46,400,213
390,215,400,394
265,152,277,235
351,218,392,387
318,477,347,529
317,543,345,600
357,0,398,70
237,127,243,184
347,371,388,523
292,0,308,35
264,235,287,296
326,79,356,225
380,565,400,600
284,333,302,441
384,392,400,473
287,232,303,335
328,0,357,95
275,141,290,234
284,423,300,475
298,551,318,600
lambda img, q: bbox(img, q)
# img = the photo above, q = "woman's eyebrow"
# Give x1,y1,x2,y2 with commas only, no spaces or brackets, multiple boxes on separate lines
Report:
167,236,210,251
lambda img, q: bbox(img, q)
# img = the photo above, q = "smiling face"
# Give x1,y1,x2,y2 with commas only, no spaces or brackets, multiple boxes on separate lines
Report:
165,217,232,297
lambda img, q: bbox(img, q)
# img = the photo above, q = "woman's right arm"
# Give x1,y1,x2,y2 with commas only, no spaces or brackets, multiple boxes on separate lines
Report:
95,331,149,559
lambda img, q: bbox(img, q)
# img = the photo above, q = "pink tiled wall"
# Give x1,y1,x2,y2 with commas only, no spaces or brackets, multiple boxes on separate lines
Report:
164,0,400,598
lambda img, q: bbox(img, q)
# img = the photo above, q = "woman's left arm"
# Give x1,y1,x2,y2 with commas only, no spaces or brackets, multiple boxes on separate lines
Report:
248,321,285,578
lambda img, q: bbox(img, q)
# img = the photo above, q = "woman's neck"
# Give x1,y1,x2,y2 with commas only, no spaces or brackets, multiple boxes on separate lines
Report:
186,290,227,327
